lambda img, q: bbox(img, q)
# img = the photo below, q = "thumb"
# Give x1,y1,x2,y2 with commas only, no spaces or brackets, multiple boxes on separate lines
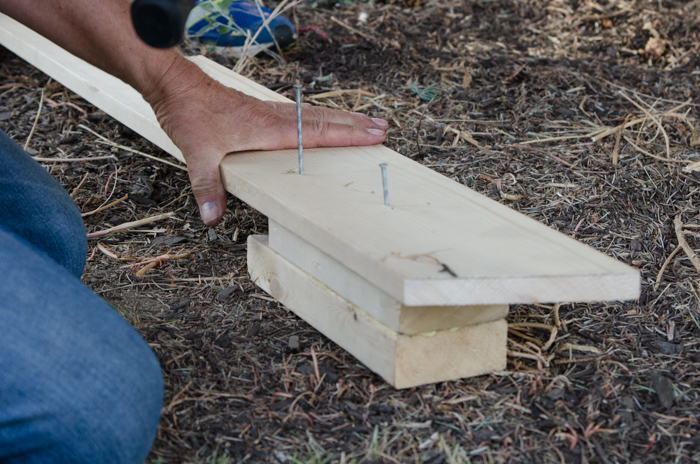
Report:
187,161,227,226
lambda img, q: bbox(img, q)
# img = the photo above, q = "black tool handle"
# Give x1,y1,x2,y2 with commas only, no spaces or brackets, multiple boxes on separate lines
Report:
131,0,198,48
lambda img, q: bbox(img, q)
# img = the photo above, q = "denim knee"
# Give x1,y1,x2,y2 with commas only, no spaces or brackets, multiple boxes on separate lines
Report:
0,229,163,463
1,338,163,464
47,341,164,464
0,129,87,278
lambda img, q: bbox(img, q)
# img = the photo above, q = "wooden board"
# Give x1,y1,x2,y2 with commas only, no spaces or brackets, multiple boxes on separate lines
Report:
268,219,508,334
0,13,640,306
0,13,184,162
223,146,639,306
248,235,507,388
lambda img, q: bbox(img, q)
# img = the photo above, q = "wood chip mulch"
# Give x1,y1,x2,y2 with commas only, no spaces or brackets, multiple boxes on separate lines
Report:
1,0,700,462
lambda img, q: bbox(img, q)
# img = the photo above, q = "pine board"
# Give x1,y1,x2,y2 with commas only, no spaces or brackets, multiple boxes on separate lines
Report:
222,145,639,305
248,235,507,388
268,219,508,334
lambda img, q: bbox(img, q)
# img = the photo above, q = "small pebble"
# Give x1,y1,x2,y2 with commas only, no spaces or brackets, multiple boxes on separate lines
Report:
650,373,675,409
288,335,300,351
216,286,238,303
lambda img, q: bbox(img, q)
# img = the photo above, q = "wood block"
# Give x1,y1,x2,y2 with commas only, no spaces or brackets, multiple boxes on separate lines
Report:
268,219,508,334
248,235,507,389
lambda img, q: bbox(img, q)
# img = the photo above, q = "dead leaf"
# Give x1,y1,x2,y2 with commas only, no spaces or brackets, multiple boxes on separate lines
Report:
501,193,522,201
687,125,700,148
645,37,666,57
462,71,472,89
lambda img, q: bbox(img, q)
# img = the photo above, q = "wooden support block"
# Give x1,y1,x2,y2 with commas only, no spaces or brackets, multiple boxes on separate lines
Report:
268,220,508,334
248,235,507,388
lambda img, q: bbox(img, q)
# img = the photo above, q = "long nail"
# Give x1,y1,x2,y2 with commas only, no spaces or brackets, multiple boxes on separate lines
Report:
371,118,389,126
294,84,304,175
379,163,389,207
367,128,385,136
201,201,220,225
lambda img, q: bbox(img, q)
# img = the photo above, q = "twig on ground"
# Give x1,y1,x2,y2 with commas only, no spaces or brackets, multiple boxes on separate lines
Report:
592,118,645,142
70,172,90,198
309,89,376,99
24,88,44,150
81,194,129,217
78,124,187,171
655,244,682,291
330,16,372,41
33,155,117,163
509,322,558,351
674,215,700,275
87,212,175,238
44,97,88,119
135,245,202,277
612,115,631,165
619,91,671,159
97,242,136,261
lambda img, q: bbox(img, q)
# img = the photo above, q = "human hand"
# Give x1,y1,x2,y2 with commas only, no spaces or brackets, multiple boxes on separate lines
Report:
145,60,388,225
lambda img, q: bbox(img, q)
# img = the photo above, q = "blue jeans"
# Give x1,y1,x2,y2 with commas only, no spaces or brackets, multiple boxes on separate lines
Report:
0,130,163,463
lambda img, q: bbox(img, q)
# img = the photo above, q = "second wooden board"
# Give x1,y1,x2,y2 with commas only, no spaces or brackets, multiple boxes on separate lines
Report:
268,219,508,334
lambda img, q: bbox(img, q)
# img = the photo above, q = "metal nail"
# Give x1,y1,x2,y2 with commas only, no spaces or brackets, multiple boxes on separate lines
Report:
294,84,304,175
379,163,389,206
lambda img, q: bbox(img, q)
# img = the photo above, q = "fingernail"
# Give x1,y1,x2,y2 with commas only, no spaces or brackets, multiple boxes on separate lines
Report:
201,201,220,225
371,118,388,126
367,128,385,136
351,112,364,115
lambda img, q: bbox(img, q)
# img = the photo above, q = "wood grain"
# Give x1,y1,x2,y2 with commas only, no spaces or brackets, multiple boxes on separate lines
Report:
248,235,507,388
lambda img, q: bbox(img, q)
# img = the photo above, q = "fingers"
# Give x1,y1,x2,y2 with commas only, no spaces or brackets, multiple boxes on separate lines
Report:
316,121,387,147
264,101,388,131
298,119,387,148
187,159,228,226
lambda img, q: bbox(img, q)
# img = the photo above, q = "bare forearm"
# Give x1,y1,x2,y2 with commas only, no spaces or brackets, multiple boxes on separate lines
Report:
0,0,194,99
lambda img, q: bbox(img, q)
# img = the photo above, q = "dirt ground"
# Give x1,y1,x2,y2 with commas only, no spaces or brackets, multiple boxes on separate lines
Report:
2,0,700,462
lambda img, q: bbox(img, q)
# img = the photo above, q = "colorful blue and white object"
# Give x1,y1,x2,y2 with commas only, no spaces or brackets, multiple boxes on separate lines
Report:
186,0,296,56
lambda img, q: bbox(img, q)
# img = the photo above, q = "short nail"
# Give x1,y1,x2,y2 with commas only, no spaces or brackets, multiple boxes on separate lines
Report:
371,118,388,126
201,201,220,225
367,128,385,136
351,112,364,115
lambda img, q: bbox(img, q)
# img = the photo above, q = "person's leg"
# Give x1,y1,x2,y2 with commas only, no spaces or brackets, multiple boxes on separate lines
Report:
0,129,86,277
0,130,163,462
0,227,164,464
